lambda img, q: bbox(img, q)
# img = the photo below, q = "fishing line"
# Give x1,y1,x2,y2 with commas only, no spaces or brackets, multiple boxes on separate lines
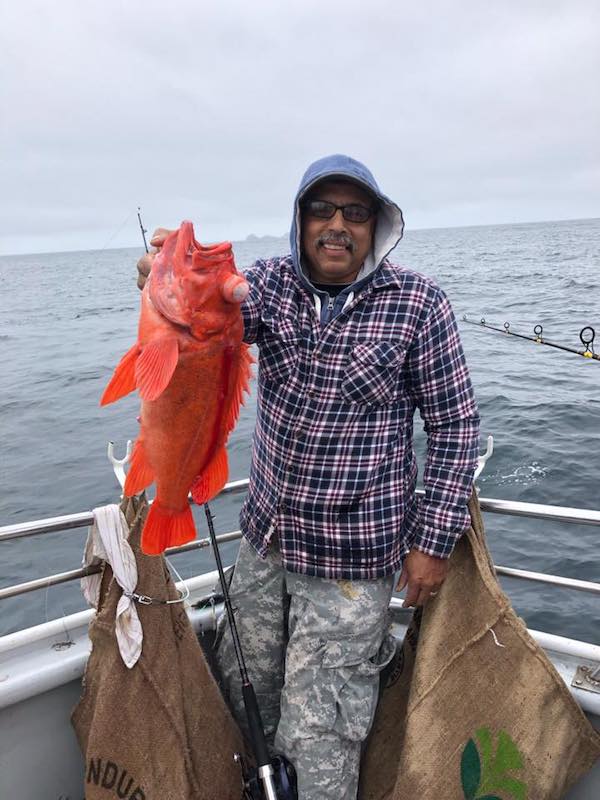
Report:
43,573,51,627
98,208,137,253
463,316,599,361
42,572,74,649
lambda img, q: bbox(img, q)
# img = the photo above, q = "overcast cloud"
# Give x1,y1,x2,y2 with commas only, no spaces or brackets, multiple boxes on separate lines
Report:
1,0,598,254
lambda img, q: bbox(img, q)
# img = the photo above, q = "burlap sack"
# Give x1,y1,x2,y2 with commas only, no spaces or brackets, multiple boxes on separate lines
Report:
72,495,246,800
360,493,600,800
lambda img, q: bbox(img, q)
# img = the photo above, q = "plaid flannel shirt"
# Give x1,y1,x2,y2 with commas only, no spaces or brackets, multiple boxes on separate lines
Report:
239,255,480,580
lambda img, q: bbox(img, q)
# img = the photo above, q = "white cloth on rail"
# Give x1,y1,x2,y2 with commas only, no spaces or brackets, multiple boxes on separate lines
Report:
81,504,142,668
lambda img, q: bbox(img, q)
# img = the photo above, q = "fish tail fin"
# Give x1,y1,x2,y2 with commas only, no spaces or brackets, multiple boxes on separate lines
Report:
124,439,155,496
190,446,229,505
141,502,196,555
100,344,140,405
136,337,179,401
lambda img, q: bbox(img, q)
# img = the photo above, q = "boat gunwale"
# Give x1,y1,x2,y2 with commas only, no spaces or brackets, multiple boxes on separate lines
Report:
1,577,599,717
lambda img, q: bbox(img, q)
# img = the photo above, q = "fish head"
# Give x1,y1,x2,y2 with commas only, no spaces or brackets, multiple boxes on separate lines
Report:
149,221,249,338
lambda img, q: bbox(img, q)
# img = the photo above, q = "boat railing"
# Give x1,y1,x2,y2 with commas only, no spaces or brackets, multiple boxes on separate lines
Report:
1,478,599,602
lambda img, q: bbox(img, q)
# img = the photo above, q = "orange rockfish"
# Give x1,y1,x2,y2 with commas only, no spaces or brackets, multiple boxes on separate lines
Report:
100,221,251,555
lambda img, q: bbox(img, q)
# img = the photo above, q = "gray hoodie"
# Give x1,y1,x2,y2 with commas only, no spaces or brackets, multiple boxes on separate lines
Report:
289,154,405,324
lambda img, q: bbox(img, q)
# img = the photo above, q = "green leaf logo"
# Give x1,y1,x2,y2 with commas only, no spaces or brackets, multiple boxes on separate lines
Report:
460,728,527,800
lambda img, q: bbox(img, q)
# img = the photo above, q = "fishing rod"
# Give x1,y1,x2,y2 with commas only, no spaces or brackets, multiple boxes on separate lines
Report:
204,505,297,800
463,316,599,362
137,207,149,254
134,210,296,799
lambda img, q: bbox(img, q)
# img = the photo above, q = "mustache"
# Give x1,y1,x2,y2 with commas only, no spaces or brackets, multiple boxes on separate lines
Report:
315,231,356,253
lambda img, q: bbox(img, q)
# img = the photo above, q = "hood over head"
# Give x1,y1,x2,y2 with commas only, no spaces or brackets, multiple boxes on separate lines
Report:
290,154,404,290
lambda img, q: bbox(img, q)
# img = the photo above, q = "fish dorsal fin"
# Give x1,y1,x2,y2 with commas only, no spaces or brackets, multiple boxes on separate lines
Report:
190,446,229,505
100,343,140,406
224,344,254,436
123,438,155,496
136,337,179,401
190,346,253,506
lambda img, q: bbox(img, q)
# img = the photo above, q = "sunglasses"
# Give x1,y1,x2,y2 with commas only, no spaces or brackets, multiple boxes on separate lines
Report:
302,200,375,224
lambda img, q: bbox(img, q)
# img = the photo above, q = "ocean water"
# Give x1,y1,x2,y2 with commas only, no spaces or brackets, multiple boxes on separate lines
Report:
1,218,599,641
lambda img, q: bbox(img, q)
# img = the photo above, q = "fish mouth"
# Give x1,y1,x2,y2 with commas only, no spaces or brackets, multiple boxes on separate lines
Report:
191,241,235,271
175,220,196,263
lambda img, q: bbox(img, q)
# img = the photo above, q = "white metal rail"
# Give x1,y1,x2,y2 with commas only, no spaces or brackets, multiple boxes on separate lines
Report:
1,480,599,601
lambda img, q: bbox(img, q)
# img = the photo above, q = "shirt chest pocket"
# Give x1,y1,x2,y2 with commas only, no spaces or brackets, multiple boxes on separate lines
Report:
258,330,299,384
341,341,407,406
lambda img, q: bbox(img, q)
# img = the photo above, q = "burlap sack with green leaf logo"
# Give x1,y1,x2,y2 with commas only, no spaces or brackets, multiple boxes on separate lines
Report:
359,494,600,800
72,495,245,800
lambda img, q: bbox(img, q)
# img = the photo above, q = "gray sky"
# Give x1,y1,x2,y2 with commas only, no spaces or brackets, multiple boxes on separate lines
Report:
1,0,598,255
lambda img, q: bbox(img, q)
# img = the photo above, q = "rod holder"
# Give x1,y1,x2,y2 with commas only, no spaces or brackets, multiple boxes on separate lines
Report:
474,435,494,481
107,440,133,491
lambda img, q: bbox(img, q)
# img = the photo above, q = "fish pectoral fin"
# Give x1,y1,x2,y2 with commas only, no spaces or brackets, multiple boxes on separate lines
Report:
190,446,229,505
124,439,155,496
141,502,196,555
136,337,179,401
100,343,141,406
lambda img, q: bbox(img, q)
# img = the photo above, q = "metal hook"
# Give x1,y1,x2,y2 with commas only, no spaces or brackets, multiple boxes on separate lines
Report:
474,435,494,482
107,440,133,491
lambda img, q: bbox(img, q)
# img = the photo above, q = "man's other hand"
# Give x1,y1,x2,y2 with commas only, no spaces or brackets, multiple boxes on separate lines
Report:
136,227,174,290
396,549,449,607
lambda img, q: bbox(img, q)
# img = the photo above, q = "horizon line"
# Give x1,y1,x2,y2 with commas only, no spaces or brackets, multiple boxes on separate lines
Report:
1,214,598,259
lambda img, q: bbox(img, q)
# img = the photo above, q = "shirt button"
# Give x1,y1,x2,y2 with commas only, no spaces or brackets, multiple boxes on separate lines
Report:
306,389,315,398
293,429,304,439
288,464,297,474
279,500,288,511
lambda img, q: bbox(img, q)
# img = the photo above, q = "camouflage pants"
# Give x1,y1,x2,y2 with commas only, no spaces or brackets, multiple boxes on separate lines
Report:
215,536,396,800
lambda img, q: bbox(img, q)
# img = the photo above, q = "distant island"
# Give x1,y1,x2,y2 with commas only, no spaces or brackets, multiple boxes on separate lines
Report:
245,233,288,242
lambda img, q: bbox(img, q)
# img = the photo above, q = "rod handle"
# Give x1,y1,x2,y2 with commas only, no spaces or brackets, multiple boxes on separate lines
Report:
242,682,272,768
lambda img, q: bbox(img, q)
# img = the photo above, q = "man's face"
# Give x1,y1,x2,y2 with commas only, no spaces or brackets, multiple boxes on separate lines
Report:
301,180,376,285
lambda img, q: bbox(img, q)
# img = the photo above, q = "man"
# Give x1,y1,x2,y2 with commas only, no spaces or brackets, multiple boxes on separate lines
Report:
137,154,480,800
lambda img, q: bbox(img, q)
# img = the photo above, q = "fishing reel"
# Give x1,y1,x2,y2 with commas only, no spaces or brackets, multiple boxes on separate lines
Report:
235,752,297,800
